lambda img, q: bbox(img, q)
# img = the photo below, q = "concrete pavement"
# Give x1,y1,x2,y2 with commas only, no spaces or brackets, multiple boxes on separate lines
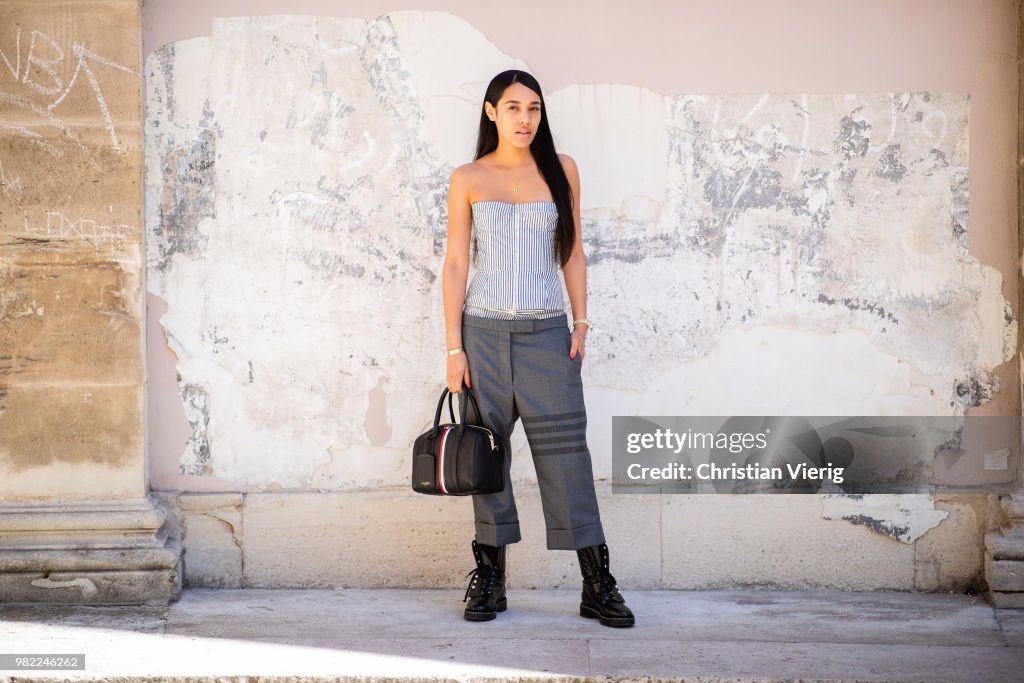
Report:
0,587,1022,682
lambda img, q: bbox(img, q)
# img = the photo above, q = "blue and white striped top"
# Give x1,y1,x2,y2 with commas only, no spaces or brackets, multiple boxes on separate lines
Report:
463,200,566,320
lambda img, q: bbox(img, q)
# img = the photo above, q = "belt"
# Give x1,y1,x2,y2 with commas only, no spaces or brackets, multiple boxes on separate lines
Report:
462,310,568,332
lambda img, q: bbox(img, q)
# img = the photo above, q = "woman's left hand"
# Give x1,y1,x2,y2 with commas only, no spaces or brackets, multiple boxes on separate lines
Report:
570,327,587,363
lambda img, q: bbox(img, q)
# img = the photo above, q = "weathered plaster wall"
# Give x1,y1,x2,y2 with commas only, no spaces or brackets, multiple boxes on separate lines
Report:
136,0,1020,591
144,9,1017,497
0,0,145,501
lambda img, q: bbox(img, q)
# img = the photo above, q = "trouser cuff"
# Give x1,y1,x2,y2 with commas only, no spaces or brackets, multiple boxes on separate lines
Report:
475,520,522,546
546,522,606,550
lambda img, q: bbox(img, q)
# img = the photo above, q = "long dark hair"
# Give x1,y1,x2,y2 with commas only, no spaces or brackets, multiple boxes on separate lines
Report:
473,70,575,268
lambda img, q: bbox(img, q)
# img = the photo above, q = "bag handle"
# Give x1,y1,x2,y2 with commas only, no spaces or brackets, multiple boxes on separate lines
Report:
456,380,483,432
432,379,483,431
432,386,456,428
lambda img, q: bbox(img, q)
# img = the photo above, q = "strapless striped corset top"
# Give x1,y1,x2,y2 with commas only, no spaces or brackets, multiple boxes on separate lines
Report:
463,201,565,320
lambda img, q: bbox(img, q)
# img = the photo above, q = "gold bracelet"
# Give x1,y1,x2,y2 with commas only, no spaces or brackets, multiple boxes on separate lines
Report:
572,318,591,329
447,347,464,356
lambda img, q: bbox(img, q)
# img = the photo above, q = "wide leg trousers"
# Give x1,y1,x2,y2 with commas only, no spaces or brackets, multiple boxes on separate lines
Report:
458,311,606,551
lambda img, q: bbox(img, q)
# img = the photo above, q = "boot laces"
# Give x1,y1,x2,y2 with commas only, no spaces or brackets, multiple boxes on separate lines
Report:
463,566,498,602
593,570,623,603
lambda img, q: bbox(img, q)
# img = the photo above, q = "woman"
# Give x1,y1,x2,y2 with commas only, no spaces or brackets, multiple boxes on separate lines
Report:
441,69,635,627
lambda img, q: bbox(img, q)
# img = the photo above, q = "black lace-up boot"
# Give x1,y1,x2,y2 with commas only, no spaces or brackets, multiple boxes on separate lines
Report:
463,540,507,621
576,542,635,627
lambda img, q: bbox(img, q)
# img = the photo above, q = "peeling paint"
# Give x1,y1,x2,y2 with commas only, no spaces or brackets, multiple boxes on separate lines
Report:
179,380,211,476
144,12,1014,491
364,375,391,447
150,128,217,273
817,293,899,324
845,513,911,539
835,111,871,159
820,493,949,543
871,143,907,182
952,371,999,411
146,14,452,485
949,166,969,251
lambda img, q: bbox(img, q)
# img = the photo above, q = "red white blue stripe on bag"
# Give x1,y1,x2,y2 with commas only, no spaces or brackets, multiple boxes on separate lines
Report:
437,425,454,494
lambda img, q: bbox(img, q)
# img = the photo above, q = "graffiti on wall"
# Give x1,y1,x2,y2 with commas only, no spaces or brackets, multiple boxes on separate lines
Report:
1,25,138,260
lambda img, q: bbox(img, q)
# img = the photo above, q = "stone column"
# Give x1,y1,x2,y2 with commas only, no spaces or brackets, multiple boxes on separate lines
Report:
984,0,1024,610
986,494,1024,607
0,0,181,603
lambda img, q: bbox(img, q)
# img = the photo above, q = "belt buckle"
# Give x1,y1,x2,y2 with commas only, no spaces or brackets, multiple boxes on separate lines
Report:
488,306,524,315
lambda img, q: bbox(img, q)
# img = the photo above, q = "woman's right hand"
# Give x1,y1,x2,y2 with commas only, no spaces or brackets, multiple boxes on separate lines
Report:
447,352,472,394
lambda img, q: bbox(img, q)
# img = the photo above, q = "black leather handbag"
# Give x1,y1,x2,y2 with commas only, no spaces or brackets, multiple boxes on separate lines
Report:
412,382,505,495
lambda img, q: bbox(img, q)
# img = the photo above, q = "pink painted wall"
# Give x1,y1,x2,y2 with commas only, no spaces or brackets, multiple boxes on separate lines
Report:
141,0,1020,492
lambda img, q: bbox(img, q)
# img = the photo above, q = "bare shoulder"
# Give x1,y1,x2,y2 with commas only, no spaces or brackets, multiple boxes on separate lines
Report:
453,160,492,188
558,153,579,181
558,154,579,192
449,162,478,185
448,162,479,200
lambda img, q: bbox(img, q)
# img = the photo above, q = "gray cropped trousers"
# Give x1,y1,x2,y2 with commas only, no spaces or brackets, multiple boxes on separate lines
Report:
457,311,606,551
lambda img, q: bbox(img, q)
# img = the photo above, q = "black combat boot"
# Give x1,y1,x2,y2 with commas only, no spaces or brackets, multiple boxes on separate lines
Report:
576,542,635,627
463,540,507,621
